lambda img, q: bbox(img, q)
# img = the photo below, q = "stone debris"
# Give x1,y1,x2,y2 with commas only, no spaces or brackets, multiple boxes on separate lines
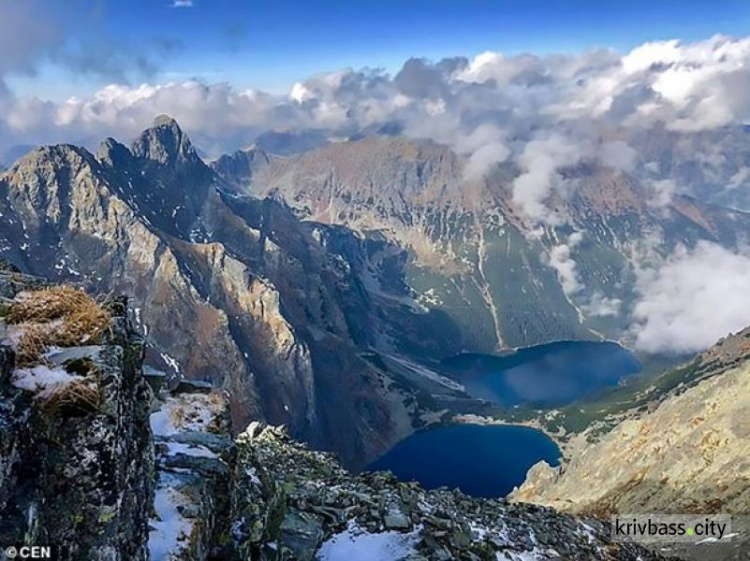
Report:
224,423,668,560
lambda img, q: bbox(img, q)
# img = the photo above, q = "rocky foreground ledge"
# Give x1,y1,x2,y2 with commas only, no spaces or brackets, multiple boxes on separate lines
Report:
0,268,666,560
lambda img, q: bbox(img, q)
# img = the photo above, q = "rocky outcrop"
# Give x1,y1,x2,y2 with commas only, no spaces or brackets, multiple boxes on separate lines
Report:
0,273,153,560
147,389,667,560
223,422,665,560
512,327,750,559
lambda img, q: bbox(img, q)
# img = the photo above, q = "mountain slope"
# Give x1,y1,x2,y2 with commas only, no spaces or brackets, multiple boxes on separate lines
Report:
512,325,750,516
216,137,750,350
0,118,466,469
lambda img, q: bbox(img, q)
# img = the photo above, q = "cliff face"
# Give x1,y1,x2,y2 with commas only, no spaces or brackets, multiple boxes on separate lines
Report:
0,119,467,469
0,270,153,560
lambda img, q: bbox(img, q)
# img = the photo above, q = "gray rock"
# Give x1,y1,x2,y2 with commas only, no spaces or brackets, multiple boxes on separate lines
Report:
171,379,214,395
384,510,411,530
0,312,153,560
280,512,324,561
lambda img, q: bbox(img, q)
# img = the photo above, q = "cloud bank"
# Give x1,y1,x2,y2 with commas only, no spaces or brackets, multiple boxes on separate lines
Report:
2,35,750,170
3,33,750,229
632,242,750,354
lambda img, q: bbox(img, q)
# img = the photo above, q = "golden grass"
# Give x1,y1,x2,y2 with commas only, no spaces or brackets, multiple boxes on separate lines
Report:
7,286,106,326
38,379,102,416
7,286,111,367
15,326,50,367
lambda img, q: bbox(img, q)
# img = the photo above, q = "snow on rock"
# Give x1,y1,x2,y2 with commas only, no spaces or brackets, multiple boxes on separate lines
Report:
160,352,181,373
11,365,84,397
496,549,560,560
148,386,230,559
164,442,217,459
149,393,226,437
149,473,196,561
1,324,27,349
315,521,420,561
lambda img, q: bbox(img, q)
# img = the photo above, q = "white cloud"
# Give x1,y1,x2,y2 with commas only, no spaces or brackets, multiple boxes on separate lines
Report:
463,142,510,182
631,241,750,354
170,0,194,7
599,141,637,172
547,232,585,297
582,292,622,317
512,135,589,223
648,179,677,208
2,34,750,214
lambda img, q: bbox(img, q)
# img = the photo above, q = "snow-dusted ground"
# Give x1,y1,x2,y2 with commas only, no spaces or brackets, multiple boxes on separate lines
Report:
149,393,226,436
496,550,549,560
316,522,421,561
148,391,228,560
11,364,84,398
163,441,217,459
149,473,195,561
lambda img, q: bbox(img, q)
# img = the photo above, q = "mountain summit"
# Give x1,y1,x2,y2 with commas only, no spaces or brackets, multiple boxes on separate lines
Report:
132,115,202,168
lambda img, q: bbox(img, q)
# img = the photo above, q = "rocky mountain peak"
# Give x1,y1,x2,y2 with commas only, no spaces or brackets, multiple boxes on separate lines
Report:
131,114,201,168
211,145,272,188
2,143,102,203
96,137,133,168
154,113,179,128
11,143,92,169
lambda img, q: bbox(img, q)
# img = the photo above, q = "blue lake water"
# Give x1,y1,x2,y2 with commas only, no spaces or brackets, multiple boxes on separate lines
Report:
369,341,640,498
441,340,642,407
368,424,561,498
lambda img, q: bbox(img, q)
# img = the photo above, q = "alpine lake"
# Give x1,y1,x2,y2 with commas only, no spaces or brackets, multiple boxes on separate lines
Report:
368,341,642,498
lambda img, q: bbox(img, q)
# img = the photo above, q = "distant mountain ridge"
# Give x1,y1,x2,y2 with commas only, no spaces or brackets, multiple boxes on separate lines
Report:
214,135,750,350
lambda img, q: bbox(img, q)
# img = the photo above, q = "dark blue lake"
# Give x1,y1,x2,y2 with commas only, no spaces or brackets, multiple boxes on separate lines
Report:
441,340,642,407
368,424,561,498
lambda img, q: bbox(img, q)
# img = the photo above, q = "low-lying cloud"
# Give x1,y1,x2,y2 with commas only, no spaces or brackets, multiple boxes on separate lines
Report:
631,241,750,354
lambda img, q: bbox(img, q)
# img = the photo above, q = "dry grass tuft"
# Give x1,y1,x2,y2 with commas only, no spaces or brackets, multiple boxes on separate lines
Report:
8,286,111,366
38,379,102,416
7,286,107,326
15,326,50,367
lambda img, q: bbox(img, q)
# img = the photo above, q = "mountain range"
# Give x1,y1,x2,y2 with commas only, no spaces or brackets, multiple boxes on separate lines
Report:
2,116,749,470
214,134,750,350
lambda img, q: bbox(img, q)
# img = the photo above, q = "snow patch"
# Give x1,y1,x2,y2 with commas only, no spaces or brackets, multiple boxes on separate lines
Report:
316,521,420,561
149,474,195,560
11,365,84,397
150,394,225,436
496,549,555,561
163,442,218,459
160,352,181,373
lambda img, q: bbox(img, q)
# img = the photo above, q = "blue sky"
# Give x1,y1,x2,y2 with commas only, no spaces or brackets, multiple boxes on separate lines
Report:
7,0,750,99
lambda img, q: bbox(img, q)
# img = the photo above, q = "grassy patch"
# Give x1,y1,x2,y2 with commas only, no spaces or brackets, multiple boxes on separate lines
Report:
39,377,102,416
7,286,111,366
